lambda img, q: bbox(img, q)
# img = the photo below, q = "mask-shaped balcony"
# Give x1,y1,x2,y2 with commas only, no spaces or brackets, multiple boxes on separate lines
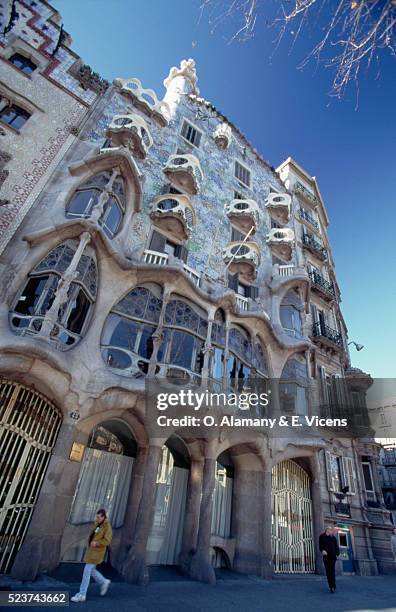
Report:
150,194,196,240
213,122,232,149
224,199,259,234
266,228,294,261
163,154,203,195
265,192,291,225
105,113,153,159
223,241,260,281
113,77,169,126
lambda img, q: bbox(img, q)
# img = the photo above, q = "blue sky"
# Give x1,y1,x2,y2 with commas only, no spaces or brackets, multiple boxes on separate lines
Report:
54,0,396,377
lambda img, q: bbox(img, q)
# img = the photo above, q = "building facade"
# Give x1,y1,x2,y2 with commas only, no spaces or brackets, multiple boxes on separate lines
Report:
0,0,394,585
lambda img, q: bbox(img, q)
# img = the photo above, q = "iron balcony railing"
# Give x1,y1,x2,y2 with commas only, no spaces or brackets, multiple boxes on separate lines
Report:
312,321,343,347
309,270,336,297
334,502,351,517
299,208,319,229
302,233,327,258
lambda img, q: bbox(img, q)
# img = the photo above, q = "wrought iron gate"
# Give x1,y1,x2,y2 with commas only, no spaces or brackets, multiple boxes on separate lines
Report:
272,459,315,573
0,380,62,573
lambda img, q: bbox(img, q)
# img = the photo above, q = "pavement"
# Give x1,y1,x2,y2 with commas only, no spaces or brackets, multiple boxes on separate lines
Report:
0,567,396,612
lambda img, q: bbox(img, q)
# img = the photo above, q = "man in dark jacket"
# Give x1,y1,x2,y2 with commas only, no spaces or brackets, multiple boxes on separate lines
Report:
319,526,340,592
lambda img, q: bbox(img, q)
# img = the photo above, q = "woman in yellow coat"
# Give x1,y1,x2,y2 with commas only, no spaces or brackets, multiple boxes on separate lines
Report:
71,509,113,603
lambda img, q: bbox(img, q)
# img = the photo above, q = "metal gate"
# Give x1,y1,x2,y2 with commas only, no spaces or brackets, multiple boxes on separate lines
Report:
0,380,62,573
272,459,315,573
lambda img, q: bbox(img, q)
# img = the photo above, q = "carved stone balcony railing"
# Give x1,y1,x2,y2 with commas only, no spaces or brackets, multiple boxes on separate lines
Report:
308,270,335,301
163,153,203,195
235,294,249,311
302,233,327,260
266,228,294,262
299,208,319,230
105,113,153,159
223,241,260,281
265,192,291,225
143,249,201,287
113,77,169,126
150,194,196,240
312,321,343,349
294,180,317,205
224,198,259,234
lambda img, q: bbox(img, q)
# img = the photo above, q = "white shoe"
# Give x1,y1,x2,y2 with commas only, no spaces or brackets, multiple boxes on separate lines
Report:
100,579,111,596
71,593,86,602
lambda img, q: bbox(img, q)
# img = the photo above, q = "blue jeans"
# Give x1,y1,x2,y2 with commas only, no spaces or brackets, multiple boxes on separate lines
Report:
79,563,106,595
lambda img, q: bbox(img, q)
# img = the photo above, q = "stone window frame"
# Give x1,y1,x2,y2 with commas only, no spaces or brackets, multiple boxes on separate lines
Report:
1,36,51,75
234,158,252,190
180,117,203,149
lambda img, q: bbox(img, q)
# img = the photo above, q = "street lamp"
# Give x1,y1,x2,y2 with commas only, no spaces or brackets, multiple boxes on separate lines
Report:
348,341,364,351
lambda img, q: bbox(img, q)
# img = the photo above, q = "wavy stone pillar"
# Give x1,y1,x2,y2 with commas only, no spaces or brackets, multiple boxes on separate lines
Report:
179,458,204,571
189,457,216,584
112,445,148,572
122,444,162,585
260,468,274,578
11,421,88,581
310,453,326,575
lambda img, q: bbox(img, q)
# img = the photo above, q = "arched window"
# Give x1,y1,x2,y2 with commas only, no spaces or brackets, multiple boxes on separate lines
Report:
211,309,226,381
279,354,309,416
10,239,97,349
161,297,207,375
101,284,163,375
0,104,30,130
9,53,37,75
66,171,126,238
280,289,303,338
227,325,252,390
252,340,268,377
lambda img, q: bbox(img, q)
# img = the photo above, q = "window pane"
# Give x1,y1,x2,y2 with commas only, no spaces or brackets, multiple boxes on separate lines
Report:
109,317,139,352
14,276,48,316
101,197,123,237
169,330,194,369
212,347,223,379
65,287,91,334
67,190,98,217
103,347,132,370
362,463,374,491
138,325,155,359
10,53,36,74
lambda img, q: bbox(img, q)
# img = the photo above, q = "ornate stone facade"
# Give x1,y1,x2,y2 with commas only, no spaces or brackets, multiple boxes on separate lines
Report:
0,0,394,587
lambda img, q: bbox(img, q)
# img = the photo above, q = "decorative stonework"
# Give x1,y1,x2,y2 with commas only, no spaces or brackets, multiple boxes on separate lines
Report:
68,60,109,94
164,58,199,95
213,122,232,149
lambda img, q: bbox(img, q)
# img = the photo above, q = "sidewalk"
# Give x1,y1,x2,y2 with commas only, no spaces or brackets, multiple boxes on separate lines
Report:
1,570,395,611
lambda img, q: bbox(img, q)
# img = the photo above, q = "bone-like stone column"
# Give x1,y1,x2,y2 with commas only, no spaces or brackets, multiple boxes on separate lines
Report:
122,443,162,585
189,456,216,584
113,445,148,572
179,458,204,571
11,421,89,580
310,452,326,575
260,468,274,578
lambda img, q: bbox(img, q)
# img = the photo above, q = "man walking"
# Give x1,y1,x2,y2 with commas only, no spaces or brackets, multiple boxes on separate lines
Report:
319,525,340,593
71,509,112,603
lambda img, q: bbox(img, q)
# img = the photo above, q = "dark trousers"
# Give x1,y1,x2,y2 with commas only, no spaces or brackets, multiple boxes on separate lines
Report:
323,556,336,590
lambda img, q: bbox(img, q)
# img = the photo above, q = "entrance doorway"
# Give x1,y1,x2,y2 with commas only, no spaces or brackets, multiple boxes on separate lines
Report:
0,380,62,574
62,420,136,562
337,528,354,573
272,459,315,573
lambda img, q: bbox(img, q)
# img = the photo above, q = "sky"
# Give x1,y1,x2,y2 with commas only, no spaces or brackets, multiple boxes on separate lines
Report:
53,0,396,378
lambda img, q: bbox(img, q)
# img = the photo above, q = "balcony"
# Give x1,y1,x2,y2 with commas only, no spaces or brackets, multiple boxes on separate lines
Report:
266,228,294,262
163,154,203,195
224,198,259,234
312,321,343,350
302,233,327,260
299,208,319,230
105,113,153,159
265,192,291,225
113,77,169,126
143,249,201,287
309,270,335,301
223,241,260,281
294,180,317,205
235,294,249,311
150,194,196,240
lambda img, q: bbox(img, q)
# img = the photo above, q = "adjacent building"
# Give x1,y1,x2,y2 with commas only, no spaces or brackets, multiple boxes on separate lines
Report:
0,0,394,585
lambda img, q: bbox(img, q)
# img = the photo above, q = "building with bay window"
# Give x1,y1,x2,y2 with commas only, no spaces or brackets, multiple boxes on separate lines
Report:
0,0,394,585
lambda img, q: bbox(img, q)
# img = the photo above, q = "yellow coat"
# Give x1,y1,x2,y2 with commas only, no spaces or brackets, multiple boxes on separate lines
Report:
84,519,112,565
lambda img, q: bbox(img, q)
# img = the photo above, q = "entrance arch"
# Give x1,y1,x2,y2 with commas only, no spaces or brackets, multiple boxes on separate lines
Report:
146,436,190,565
211,450,234,568
0,379,62,574
62,419,136,562
272,459,315,573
